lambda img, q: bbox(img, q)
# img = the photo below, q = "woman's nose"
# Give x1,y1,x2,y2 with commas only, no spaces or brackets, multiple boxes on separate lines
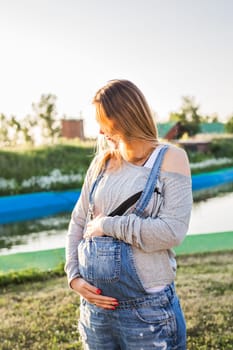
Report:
99,129,104,135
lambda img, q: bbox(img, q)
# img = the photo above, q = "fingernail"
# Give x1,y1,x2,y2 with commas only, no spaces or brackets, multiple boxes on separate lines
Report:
111,307,116,310
96,289,102,294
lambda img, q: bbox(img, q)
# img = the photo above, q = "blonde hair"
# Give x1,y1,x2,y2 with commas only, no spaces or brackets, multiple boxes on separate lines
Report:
92,79,158,175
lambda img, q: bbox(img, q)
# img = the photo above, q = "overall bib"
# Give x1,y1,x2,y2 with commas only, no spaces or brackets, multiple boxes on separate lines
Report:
78,146,186,350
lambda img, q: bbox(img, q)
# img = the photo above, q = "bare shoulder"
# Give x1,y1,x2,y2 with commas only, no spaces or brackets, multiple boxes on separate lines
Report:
161,144,191,176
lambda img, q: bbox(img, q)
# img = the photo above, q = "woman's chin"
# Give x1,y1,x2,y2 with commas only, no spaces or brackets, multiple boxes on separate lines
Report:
106,138,118,148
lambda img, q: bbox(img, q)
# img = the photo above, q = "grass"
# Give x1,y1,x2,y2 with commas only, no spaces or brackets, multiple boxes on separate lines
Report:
0,276,82,350
0,141,94,195
177,252,233,349
0,251,232,349
0,142,94,180
193,182,233,202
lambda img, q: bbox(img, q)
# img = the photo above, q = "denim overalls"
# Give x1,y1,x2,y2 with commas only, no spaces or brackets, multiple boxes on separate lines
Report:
78,146,186,350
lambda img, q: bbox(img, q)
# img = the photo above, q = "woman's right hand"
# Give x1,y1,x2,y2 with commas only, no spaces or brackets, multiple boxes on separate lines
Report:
70,277,119,310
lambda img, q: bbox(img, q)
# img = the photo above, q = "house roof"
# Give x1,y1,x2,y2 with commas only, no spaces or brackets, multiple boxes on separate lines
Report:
157,121,225,139
157,121,177,138
200,122,225,133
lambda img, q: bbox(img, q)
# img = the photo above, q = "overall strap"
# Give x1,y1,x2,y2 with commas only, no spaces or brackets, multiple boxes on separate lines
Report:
88,160,109,219
133,145,169,217
89,170,104,205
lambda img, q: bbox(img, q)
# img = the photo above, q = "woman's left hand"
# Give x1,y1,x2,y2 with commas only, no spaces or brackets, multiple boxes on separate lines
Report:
84,214,105,238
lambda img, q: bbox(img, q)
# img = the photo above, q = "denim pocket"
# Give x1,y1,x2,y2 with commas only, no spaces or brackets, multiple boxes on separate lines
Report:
134,305,171,324
78,237,121,282
134,304,176,338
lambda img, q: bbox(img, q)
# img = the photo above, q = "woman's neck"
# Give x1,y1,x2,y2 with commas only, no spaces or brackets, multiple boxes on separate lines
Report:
119,140,157,166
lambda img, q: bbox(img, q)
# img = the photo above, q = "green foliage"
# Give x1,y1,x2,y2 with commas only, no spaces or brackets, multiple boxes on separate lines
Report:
186,137,233,163
191,163,233,175
0,113,10,146
169,96,202,137
193,183,233,202
0,263,65,287
186,147,233,175
186,151,212,163
200,113,220,123
0,142,94,195
225,115,233,133
32,94,61,143
210,137,233,158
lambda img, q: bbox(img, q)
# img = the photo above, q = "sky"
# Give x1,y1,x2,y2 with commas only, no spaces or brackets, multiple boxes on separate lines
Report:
0,0,233,137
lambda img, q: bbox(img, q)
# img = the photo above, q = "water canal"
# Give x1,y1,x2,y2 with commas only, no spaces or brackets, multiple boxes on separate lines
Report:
0,192,232,255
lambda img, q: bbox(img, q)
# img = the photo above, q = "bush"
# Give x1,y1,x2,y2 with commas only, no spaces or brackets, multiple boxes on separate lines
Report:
0,263,65,287
210,137,233,158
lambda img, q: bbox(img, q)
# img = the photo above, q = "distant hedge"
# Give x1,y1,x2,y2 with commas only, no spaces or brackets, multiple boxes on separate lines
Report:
210,137,233,158
0,142,95,195
0,143,94,181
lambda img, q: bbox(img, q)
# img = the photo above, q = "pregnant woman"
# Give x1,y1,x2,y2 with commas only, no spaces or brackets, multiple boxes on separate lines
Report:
65,79,192,349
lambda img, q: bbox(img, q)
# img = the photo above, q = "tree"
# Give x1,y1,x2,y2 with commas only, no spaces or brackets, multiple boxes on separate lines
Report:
169,96,202,137
225,115,233,133
199,113,220,123
20,114,38,144
0,94,61,147
0,113,10,146
8,116,23,145
32,94,61,144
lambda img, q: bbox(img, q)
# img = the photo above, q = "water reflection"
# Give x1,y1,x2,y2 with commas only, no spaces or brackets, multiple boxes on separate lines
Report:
188,192,233,235
0,214,70,255
0,192,232,255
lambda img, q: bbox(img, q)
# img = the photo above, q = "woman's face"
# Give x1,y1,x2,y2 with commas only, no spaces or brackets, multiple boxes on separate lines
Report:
96,112,121,146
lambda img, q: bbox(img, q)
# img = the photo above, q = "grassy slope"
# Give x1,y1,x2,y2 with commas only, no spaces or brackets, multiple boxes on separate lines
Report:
0,251,232,350
0,142,94,195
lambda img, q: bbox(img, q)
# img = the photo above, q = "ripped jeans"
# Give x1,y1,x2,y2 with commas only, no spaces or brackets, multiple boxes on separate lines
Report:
78,237,186,349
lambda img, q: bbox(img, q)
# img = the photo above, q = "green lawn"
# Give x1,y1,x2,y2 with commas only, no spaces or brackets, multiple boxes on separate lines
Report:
0,251,232,349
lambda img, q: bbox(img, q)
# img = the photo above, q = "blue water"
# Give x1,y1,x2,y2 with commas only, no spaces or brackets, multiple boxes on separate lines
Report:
1,168,233,225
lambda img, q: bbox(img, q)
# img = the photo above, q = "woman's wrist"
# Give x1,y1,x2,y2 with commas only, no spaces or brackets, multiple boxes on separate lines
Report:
70,275,82,290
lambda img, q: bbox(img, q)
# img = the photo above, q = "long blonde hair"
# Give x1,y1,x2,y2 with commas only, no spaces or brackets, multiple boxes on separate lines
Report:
92,79,158,175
